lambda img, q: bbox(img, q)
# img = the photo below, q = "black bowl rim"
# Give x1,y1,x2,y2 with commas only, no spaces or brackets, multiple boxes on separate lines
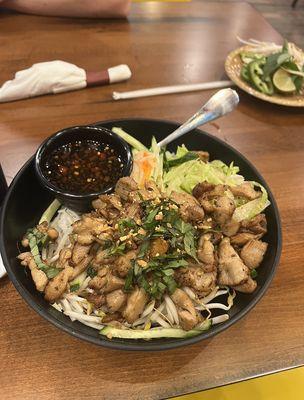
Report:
35,125,133,199
0,118,282,351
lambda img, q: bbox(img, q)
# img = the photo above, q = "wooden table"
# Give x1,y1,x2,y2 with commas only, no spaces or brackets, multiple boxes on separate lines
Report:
0,2,303,399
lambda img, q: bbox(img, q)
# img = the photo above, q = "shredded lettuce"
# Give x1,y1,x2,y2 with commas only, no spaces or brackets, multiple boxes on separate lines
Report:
165,144,189,160
163,156,244,194
233,182,270,222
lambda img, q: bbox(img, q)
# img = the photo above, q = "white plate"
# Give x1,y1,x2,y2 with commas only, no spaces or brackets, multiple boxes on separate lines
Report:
0,254,6,278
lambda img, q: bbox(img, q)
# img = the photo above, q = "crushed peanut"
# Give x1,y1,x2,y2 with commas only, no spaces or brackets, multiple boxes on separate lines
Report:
155,212,164,221
137,259,148,267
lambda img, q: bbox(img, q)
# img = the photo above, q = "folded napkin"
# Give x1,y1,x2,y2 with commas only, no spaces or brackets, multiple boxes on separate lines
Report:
0,61,132,102
0,254,5,278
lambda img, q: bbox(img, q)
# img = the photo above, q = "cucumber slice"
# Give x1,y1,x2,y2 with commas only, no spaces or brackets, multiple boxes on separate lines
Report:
112,127,148,152
39,199,61,224
100,320,211,340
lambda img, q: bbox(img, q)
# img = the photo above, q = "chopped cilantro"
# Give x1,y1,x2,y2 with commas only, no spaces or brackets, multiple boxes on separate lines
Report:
70,283,80,292
250,269,258,279
87,265,97,278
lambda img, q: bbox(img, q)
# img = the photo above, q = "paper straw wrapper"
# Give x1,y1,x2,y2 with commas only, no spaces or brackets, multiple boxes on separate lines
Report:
113,80,233,100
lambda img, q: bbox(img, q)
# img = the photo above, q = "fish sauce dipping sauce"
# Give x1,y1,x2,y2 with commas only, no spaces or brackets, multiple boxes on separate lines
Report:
35,126,133,211
42,140,123,195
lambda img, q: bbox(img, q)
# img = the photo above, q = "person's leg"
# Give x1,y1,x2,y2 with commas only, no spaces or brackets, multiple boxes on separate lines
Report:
0,0,131,18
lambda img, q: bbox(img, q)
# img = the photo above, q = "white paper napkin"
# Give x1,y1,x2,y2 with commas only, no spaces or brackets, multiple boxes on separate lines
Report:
0,253,6,278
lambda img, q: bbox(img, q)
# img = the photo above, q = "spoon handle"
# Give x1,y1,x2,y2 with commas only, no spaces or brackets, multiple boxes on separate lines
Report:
158,88,239,148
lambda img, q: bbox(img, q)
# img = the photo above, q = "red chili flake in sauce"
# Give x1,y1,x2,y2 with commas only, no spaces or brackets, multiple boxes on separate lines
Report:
42,140,124,194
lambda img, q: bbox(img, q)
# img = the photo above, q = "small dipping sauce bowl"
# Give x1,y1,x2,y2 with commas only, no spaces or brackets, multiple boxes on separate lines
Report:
35,125,133,211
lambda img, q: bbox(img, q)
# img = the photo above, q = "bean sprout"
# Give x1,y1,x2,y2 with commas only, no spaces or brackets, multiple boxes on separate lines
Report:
164,295,179,325
211,314,229,325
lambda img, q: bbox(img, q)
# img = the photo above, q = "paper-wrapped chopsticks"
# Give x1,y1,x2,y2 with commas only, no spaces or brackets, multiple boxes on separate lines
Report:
0,61,132,103
113,80,233,100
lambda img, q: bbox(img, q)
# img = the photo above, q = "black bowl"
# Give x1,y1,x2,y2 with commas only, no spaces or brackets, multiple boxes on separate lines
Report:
0,118,282,351
35,125,133,212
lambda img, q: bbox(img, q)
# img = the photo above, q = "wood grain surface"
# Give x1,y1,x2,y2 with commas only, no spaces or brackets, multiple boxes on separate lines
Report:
0,2,303,400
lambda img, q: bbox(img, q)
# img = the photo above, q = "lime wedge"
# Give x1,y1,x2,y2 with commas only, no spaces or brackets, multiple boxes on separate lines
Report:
273,68,296,93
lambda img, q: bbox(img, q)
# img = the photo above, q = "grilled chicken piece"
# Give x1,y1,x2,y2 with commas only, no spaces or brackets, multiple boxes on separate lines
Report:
137,180,161,201
221,219,240,237
230,232,259,247
199,199,214,214
233,276,257,293
30,266,48,292
208,232,224,245
92,194,122,220
93,194,122,211
170,191,198,207
170,191,204,222
57,248,72,269
93,248,115,266
213,196,235,225
217,238,249,286
106,289,127,313
115,177,138,201
85,293,105,308
171,288,198,331
115,250,137,278
73,216,107,234
71,255,93,280
89,272,125,293
18,252,48,292
192,182,216,199
230,182,261,200
103,274,125,293
240,240,268,269
149,238,169,258
197,235,215,265
73,216,111,245
44,266,74,302
175,265,216,296
193,183,229,215
123,287,148,324
183,204,205,223
97,266,109,277
76,232,93,246
124,202,141,221
89,276,107,290
102,312,122,323
241,214,267,235
193,182,227,200
72,243,91,265
193,151,209,162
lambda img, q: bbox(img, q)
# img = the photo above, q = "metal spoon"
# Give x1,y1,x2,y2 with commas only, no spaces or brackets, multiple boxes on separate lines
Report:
157,88,239,148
